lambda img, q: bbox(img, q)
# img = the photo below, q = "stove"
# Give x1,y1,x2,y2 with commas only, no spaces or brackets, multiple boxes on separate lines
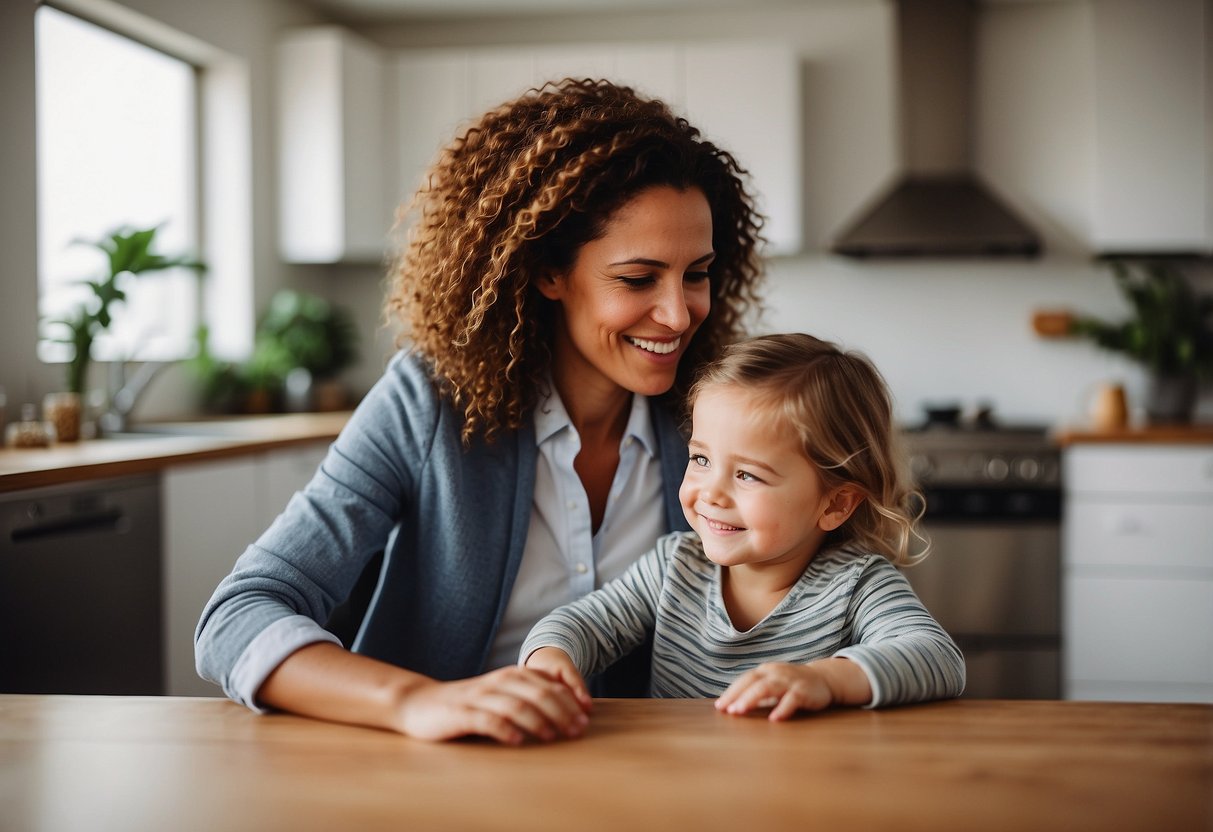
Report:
898,408,1062,699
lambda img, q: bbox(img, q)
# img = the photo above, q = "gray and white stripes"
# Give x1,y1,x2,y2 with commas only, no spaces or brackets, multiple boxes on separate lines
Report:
520,531,966,707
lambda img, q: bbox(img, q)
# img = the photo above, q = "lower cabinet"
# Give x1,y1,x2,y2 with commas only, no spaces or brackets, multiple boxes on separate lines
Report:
1,475,163,694
1062,444,1213,703
163,443,330,696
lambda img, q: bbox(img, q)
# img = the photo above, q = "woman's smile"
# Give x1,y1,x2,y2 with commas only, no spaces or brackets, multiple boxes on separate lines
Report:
624,335,681,356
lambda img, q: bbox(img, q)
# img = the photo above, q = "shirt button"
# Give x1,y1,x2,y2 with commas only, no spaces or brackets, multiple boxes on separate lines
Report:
566,500,577,511
575,563,588,574
624,437,633,447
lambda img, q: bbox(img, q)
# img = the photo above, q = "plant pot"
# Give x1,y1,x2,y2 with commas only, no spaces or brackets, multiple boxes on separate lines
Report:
1145,374,1198,425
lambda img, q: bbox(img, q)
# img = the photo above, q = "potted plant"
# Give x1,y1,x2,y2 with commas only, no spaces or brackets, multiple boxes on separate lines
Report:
258,290,359,412
1038,260,1213,424
43,225,205,439
189,290,359,413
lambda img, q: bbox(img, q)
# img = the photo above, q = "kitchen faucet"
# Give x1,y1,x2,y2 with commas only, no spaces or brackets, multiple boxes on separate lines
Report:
98,360,169,435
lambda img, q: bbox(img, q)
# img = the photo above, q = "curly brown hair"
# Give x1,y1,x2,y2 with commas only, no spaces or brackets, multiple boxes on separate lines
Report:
386,77,765,444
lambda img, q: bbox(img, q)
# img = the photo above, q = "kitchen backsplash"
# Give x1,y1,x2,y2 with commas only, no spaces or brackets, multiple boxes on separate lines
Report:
760,256,1212,429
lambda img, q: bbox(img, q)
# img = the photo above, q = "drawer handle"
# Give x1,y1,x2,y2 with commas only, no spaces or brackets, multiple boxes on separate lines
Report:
10,508,124,542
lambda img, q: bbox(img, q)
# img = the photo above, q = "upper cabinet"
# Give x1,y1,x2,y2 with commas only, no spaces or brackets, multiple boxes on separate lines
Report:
392,41,802,257
1091,0,1211,255
277,27,393,264
278,28,804,261
683,44,801,257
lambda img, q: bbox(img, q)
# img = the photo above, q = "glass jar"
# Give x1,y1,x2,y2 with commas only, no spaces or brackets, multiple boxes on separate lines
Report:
42,391,82,443
5,404,56,448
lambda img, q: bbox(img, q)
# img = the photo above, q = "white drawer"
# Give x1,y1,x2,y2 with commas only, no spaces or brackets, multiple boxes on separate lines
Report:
1064,500,1213,570
1064,576,1213,685
1065,445,1213,495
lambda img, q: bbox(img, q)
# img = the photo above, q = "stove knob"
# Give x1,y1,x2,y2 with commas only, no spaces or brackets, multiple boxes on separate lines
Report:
985,456,1010,481
1015,457,1041,481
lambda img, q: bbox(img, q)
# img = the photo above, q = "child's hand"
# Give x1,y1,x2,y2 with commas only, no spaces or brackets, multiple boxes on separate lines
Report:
524,647,593,713
715,658,872,721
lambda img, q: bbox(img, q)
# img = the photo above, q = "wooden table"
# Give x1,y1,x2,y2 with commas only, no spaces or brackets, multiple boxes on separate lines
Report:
1,696,1210,831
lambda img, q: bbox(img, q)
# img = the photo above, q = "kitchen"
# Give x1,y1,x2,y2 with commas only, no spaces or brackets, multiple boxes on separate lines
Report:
1,0,1212,826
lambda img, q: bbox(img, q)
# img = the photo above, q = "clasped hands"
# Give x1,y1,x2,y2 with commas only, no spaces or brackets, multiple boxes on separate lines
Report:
396,647,860,745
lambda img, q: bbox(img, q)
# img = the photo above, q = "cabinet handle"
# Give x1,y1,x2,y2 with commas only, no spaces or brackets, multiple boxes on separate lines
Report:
10,508,124,543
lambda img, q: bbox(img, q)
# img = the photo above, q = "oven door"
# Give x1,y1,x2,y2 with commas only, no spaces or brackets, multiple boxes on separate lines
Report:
903,522,1061,699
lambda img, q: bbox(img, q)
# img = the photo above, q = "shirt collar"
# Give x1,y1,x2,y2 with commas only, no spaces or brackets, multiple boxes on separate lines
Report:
533,383,658,458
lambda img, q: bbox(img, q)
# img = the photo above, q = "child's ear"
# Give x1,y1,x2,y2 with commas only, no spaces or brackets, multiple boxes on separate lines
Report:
535,269,564,301
818,485,864,532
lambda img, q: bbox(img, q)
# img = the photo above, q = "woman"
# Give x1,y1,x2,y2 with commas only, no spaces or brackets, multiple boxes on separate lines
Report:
195,78,765,744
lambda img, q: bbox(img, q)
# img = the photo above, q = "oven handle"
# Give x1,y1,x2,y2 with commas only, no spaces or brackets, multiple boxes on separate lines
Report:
10,508,125,543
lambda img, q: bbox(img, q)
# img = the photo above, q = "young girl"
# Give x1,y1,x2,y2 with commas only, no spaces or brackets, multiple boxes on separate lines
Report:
522,333,965,720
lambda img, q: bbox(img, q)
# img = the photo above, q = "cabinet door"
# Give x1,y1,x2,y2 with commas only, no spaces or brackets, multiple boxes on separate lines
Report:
469,49,536,117
395,40,801,255
533,45,617,88
684,43,802,256
613,44,683,108
258,443,330,531
163,457,260,697
1063,442,1213,703
1065,445,1213,495
1064,575,1213,700
1065,500,1213,571
278,27,389,263
395,50,471,210
1091,0,1211,253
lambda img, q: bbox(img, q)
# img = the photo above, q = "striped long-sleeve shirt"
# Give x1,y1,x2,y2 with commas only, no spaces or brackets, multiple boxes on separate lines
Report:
520,531,966,706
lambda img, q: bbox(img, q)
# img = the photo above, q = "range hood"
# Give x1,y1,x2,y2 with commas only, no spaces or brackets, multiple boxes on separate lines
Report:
832,0,1041,258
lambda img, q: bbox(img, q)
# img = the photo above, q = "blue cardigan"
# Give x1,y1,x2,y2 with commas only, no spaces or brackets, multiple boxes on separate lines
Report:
195,351,691,700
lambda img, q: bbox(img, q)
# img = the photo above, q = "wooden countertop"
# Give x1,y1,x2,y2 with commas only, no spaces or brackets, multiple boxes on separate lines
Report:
0,412,351,493
1,695,1209,832
1055,422,1213,446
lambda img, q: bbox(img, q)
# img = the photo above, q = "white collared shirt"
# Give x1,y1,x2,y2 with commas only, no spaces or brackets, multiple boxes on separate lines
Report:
485,388,667,670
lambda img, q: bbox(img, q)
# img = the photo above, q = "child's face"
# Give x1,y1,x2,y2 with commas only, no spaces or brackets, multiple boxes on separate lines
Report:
679,385,839,571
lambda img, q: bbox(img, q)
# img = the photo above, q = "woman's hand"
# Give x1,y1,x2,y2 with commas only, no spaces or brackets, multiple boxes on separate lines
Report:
393,665,590,745
523,647,593,713
715,658,873,721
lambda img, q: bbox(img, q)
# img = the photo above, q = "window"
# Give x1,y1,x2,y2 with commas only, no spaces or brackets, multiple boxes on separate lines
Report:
35,5,199,363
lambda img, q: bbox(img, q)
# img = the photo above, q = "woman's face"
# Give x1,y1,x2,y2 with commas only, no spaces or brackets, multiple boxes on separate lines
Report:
538,185,714,403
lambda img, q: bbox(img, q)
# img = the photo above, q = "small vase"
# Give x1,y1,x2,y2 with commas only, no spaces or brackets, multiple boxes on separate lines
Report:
1145,374,1197,425
42,391,82,442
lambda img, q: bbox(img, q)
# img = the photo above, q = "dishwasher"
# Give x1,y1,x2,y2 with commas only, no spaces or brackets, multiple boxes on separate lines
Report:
1,474,163,694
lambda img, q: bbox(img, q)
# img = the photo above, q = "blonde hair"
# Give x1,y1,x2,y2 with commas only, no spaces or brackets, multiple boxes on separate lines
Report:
386,78,765,444
688,333,928,566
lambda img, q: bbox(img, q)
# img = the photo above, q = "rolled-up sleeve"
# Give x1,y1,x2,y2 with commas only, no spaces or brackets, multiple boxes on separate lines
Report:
833,557,966,707
194,353,432,709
